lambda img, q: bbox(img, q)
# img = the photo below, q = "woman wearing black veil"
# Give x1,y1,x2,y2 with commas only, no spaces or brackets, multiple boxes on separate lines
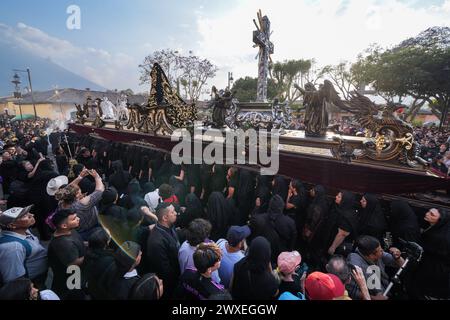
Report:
327,191,359,257
206,192,233,241
271,176,289,203
303,185,330,268
200,164,213,205
358,194,387,243
108,160,132,197
252,185,271,216
176,193,204,229
236,169,256,225
211,164,227,194
389,200,421,248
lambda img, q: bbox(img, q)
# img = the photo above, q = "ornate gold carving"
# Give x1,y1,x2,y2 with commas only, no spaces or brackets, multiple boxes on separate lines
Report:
375,133,386,154
395,133,414,151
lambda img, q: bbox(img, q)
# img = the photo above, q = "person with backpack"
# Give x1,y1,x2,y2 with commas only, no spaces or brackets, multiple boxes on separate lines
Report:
0,205,48,288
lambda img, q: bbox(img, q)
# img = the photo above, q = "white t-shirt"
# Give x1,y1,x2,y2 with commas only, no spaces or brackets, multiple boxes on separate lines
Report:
144,189,160,212
39,290,60,300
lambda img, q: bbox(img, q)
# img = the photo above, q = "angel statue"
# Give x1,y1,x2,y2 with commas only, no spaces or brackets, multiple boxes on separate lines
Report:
116,94,129,122
295,80,341,137
208,86,235,128
100,96,117,120
75,103,89,124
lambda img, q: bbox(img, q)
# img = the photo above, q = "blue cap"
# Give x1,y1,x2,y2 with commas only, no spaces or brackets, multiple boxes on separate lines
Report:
226,225,251,246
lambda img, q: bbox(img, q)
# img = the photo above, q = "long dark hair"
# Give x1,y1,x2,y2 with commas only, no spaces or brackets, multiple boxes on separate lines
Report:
0,278,32,300
129,273,161,300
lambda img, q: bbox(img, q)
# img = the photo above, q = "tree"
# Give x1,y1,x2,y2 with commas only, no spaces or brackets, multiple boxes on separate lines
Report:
270,59,312,103
139,49,218,102
178,55,218,102
139,49,182,88
320,62,359,100
231,76,277,102
120,89,134,96
356,27,450,130
351,44,407,104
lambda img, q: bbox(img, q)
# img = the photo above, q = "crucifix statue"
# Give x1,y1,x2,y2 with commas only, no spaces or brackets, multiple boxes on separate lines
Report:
253,9,274,102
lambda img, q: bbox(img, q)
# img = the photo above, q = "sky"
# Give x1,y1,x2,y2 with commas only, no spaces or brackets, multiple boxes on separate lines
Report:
1,0,450,97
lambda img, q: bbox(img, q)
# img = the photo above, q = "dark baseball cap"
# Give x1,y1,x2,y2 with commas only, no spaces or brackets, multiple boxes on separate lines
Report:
0,205,33,228
226,225,251,247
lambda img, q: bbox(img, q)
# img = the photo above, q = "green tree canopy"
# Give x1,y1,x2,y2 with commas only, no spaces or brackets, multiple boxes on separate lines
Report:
355,27,450,129
139,49,218,102
231,76,277,102
270,59,312,103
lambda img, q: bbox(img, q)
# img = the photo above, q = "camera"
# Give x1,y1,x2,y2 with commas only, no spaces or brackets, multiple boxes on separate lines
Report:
398,238,423,262
296,262,309,276
347,263,357,273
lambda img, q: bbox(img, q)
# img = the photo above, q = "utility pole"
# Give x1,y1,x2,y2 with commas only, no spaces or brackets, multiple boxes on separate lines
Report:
13,68,37,119
228,72,234,90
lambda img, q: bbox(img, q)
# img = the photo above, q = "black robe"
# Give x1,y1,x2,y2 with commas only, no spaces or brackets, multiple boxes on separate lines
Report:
389,200,421,249
415,212,450,299
206,192,233,241
358,194,387,242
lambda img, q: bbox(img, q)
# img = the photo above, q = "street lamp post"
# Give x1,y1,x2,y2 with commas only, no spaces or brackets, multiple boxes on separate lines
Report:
11,73,23,120
228,72,234,90
13,68,37,120
54,88,64,121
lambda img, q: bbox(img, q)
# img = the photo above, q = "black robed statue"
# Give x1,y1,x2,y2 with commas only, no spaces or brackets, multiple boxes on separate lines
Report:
295,80,340,137
209,86,235,128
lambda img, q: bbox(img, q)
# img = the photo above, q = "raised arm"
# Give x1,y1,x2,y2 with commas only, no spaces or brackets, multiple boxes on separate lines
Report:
91,169,105,192
328,228,350,255
69,168,89,187
27,155,45,178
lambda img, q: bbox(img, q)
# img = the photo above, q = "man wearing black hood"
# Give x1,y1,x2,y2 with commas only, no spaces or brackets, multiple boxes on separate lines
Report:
108,160,132,196
0,149,19,195
250,194,297,263
98,186,132,245
27,159,59,240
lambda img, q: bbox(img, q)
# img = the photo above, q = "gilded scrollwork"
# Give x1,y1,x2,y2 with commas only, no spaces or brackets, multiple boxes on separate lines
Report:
335,91,417,165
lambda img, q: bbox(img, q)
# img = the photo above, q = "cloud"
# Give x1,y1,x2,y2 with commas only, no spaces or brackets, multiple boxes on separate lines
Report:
443,0,450,12
194,0,450,91
0,22,141,91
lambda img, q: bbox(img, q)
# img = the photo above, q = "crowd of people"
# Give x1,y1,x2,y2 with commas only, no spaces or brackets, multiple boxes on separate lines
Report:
0,118,449,301
414,126,450,177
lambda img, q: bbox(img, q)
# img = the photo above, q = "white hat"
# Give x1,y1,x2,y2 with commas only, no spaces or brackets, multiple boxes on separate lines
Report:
0,205,33,227
46,175,69,196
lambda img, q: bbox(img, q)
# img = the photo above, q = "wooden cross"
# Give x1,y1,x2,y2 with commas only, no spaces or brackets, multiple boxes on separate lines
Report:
253,9,274,102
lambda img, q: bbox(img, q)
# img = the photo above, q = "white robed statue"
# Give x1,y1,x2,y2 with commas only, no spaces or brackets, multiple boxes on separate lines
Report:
116,94,129,122
100,96,117,120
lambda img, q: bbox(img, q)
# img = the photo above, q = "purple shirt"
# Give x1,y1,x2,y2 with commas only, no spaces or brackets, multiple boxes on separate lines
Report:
178,240,221,284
